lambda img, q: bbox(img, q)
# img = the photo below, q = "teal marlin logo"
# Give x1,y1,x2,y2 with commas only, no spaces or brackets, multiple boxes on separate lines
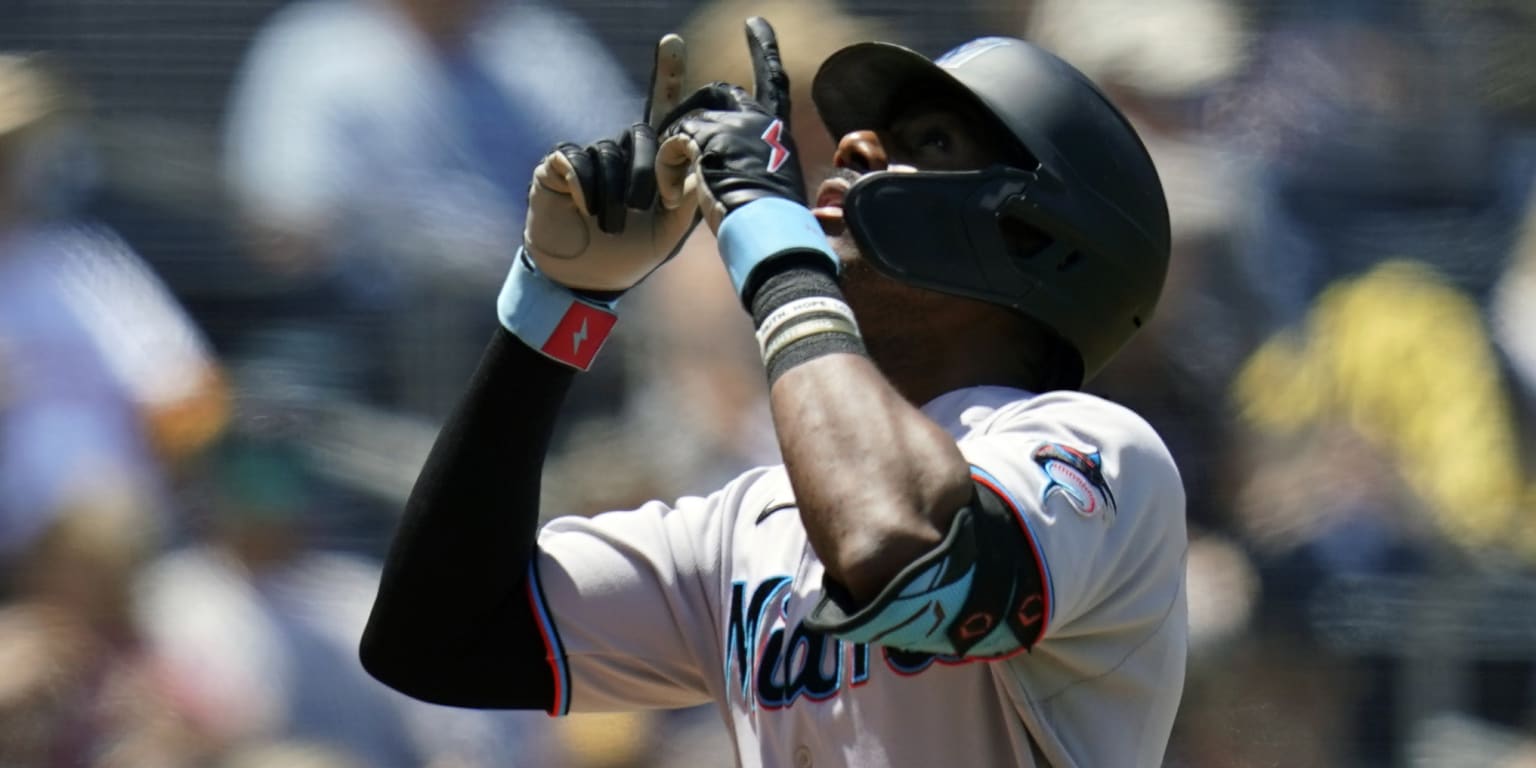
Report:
1032,443,1116,517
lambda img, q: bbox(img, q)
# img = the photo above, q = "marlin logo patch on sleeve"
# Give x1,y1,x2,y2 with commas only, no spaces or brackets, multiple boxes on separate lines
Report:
1032,443,1116,517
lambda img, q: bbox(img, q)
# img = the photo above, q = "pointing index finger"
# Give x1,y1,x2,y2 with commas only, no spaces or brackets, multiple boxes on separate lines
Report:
646,33,688,129
744,17,790,122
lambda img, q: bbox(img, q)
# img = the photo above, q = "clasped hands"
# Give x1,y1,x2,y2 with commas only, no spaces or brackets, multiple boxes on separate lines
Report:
522,17,811,299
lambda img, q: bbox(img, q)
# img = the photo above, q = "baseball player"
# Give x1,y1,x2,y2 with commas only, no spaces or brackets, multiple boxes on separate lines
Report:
363,17,1186,768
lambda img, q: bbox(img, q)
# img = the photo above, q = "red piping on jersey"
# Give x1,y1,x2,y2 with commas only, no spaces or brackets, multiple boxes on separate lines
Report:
525,562,570,716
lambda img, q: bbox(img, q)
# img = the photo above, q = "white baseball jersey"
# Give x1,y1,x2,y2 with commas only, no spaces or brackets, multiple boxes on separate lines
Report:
530,385,1188,767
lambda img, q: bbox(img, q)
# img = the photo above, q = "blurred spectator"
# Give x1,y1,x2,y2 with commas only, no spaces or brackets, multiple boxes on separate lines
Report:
1235,260,1528,558
1021,8,1536,764
552,712,658,768
222,0,636,419
0,54,227,561
1412,713,1536,768
0,501,204,767
136,431,551,767
0,50,227,768
1490,192,1536,491
1168,629,1359,768
1231,258,1536,764
218,741,363,768
1422,0,1536,129
1027,0,1248,106
1213,6,1529,324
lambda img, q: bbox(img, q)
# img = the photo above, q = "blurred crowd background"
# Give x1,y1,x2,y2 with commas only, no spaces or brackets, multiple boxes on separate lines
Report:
1,0,1534,765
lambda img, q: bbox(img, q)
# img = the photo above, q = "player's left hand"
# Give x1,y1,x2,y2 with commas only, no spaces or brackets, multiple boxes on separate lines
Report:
656,17,807,234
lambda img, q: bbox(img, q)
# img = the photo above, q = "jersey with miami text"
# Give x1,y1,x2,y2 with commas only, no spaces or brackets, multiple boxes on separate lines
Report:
528,386,1188,767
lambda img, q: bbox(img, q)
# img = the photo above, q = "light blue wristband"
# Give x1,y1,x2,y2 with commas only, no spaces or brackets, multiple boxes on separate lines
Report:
497,248,618,371
716,197,840,299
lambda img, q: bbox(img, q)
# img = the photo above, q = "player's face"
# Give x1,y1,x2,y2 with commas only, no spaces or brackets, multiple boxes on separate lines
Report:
812,99,1019,370
810,97,1013,246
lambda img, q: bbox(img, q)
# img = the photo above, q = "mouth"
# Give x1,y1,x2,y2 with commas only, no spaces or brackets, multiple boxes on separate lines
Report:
812,172,857,234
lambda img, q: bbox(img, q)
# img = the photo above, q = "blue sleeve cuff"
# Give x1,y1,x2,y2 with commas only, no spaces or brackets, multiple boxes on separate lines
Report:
497,249,619,371
716,197,840,299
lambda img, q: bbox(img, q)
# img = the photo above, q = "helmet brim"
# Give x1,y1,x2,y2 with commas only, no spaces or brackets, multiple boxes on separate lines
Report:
811,41,1007,146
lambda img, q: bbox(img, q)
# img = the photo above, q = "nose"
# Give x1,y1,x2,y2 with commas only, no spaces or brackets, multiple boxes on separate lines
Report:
832,130,889,173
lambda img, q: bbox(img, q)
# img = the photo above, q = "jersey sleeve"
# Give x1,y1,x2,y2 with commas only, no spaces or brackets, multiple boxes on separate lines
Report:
529,488,733,714
954,392,1187,641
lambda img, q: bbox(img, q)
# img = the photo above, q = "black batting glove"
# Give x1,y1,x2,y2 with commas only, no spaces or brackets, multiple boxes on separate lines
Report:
655,17,838,303
657,17,803,227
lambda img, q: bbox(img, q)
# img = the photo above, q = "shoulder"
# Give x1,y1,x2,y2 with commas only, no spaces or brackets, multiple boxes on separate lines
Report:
951,389,1183,524
963,393,1188,647
984,389,1159,433
962,389,1174,470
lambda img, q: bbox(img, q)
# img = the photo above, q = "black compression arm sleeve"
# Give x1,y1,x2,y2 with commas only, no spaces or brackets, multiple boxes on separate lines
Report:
361,327,573,709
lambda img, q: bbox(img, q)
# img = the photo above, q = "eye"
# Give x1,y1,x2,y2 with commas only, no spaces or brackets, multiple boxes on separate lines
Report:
915,128,951,153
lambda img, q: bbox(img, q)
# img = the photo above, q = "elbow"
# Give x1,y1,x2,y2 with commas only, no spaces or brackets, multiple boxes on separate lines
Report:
359,631,467,707
358,620,394,683
359,619,425,698
820,514,951,604
807,450,974,602
359,601,552,710
359,615,459,706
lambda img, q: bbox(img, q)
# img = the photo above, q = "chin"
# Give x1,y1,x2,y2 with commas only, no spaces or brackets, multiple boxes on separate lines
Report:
834,252,884,318
819,226,922,323
828,232,863,267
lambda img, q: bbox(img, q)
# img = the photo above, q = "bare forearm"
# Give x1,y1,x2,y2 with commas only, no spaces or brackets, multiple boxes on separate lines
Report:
769,346,972,601
665,54,976,600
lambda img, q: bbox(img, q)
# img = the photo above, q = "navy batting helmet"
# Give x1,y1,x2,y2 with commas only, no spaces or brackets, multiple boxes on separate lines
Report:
811,36,1171,384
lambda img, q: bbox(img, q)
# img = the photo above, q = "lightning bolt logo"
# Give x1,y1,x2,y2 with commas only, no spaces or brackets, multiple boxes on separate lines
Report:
761,119,790,173
540,303,615,370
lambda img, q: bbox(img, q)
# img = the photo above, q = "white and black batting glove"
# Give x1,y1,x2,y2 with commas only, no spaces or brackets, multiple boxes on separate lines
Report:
656,17,839,304
523,34,699,294
500,34,695,371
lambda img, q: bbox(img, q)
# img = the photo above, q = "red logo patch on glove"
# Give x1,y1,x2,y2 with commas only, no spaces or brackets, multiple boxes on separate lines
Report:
761,119,790,173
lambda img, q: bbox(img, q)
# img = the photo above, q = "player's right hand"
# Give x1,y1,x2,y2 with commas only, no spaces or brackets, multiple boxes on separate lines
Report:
655,17,805,234
523,34,699,294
